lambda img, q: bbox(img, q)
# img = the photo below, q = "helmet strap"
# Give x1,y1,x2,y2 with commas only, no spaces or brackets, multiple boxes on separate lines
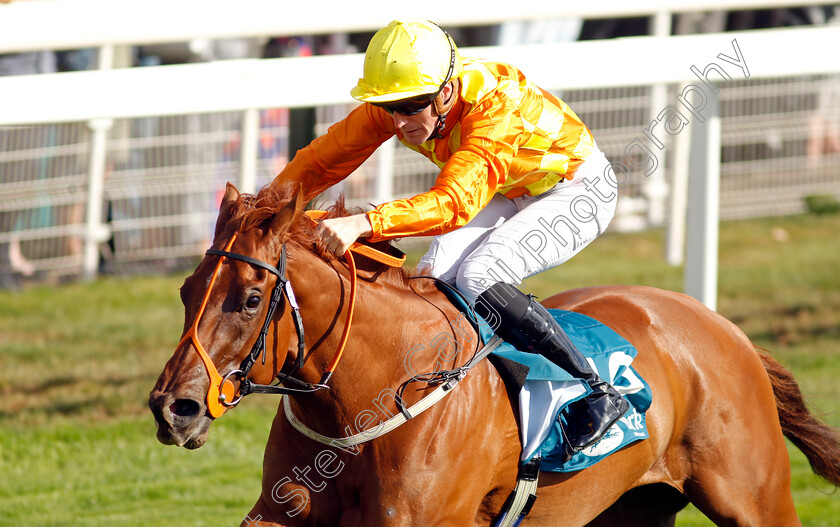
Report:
430,114,447,140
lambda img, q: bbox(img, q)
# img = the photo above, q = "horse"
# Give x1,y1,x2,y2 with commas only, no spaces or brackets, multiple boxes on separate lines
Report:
149,183,840,526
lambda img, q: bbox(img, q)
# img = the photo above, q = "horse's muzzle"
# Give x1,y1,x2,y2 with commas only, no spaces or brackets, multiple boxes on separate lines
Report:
148,390,211,449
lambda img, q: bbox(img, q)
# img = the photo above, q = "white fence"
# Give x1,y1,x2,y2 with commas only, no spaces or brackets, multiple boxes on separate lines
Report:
1,2,840,299
2,0,836,53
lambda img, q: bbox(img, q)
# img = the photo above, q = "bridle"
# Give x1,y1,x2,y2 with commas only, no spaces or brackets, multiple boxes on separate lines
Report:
177,233,314,418
177,213,405,418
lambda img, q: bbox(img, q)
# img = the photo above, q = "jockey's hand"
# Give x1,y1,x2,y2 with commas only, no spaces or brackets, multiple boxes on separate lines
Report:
316,214,373,257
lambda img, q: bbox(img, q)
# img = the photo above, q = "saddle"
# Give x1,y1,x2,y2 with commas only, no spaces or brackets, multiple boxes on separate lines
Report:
434,282,652,526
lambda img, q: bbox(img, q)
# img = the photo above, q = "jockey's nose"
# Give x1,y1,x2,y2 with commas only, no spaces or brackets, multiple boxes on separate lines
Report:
392,111,411,127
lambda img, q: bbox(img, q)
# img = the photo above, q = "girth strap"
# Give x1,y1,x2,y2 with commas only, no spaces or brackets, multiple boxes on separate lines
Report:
493,457,541,527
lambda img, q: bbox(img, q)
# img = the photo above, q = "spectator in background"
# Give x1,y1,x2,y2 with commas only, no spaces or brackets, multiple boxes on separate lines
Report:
0,0,62,76
0,0,97,287
0,49,55,76
129,37,268,253
0,0,56,284
806,7,840,167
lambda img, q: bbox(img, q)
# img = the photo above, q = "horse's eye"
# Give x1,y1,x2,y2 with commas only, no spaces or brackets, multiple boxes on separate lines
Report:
245,295,261,310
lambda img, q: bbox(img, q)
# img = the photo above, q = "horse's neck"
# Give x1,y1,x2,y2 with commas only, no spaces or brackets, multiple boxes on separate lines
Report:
286,247,435,384
285,246,475,434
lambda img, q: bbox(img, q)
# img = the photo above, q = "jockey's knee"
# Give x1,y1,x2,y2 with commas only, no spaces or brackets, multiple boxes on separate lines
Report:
456,262,519,307
454,263,492,305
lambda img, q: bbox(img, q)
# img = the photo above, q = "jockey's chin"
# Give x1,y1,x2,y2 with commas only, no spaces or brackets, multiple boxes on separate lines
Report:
393,107,438,146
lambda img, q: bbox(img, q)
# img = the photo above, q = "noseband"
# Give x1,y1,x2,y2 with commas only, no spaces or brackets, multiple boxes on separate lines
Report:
178,233,318,418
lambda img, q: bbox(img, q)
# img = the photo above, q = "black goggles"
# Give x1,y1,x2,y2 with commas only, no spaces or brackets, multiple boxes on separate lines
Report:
373,93,438,116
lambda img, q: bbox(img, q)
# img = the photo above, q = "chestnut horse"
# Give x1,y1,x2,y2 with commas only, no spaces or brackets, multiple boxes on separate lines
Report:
150,184,840,526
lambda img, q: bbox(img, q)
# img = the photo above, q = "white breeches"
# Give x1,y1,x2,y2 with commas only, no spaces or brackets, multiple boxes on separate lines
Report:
418,147,617,303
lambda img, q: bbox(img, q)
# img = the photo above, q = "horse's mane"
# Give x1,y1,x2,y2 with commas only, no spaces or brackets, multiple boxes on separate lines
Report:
224,185,434,292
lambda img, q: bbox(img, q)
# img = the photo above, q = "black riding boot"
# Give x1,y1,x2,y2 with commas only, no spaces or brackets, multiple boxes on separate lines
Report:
476,282,630,452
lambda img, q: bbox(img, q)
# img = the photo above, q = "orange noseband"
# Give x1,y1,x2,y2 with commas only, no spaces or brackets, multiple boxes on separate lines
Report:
177,235,239,418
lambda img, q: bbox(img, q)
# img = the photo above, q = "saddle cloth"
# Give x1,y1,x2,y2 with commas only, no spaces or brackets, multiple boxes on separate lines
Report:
445,288,652,472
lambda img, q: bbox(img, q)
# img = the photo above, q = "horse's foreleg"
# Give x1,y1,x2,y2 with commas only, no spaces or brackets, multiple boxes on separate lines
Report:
240,495,294,527
585,483,687,527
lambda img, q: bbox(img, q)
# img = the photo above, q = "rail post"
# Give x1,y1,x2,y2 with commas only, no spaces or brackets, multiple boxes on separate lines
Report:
684,90,720,310
81,45,114,281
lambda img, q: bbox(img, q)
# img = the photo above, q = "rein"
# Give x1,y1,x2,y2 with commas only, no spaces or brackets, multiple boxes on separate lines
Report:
181,212,405,418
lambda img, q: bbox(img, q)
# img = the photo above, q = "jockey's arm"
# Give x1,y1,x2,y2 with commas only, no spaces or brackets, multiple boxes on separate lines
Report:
366,96,522,241
269,104,394,201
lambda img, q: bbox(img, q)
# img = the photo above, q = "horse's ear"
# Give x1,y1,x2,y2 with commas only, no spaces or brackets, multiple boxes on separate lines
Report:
269,184,305,240
214,182,240,240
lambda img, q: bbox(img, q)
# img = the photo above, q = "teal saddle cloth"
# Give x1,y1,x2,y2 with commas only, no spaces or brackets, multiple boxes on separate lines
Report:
450,292,652,472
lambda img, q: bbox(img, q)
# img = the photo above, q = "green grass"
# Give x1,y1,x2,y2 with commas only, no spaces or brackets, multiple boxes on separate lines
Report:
0,412,270,526
1,213,838,525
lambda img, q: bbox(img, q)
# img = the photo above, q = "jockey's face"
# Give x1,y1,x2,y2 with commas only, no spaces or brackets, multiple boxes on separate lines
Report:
390,82,453,146
391,104,438,145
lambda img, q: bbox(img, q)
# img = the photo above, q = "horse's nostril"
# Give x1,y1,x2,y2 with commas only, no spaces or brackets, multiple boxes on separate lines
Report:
170,399,201,418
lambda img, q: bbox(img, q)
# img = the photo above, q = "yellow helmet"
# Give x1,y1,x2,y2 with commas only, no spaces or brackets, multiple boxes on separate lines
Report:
350,20,463,104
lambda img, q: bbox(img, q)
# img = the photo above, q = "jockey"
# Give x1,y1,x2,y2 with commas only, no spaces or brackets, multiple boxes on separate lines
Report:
271,19,628,451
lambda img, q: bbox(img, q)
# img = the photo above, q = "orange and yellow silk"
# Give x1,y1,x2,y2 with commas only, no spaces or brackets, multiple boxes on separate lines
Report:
273,59,596,241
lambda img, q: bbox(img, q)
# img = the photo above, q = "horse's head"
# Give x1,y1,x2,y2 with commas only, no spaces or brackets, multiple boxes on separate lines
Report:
149,183,305,448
